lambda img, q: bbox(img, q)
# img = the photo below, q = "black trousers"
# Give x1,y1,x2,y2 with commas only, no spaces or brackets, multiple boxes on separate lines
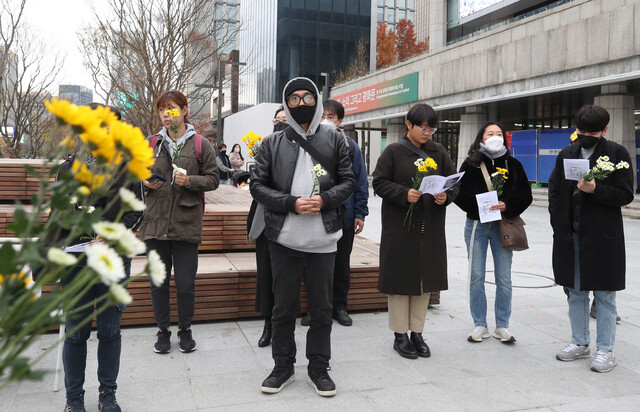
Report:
254,234,274,317
269,240,335,370
333,225,355,311
146,239,199,330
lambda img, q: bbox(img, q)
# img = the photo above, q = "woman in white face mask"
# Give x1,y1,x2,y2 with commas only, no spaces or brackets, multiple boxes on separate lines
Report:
453,122,532,345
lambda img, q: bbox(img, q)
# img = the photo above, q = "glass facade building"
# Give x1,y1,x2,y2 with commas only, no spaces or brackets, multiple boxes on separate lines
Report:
58,85,93,106
376,0,416,29
238,0,371,107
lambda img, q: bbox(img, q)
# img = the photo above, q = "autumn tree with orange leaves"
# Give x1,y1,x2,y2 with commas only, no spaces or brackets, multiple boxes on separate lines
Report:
376,22,397,68
396,19,428,61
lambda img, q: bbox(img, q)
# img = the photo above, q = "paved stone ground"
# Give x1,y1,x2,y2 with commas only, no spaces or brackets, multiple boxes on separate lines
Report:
3,191,640,411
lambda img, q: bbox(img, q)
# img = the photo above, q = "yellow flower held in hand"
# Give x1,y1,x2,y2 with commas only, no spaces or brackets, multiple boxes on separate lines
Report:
165,109,180,117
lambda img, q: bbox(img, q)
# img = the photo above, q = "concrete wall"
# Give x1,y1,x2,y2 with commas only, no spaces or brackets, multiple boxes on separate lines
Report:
335,0,640,124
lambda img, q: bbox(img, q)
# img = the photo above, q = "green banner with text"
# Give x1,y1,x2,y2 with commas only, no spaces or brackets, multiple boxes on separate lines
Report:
333,72,419,115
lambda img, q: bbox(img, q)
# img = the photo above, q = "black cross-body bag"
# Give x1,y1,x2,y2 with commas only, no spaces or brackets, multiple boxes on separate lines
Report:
398,138,429,159
284,126,335,177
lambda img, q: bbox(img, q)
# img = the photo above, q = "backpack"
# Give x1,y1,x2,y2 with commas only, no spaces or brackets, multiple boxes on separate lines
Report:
150,133,206,211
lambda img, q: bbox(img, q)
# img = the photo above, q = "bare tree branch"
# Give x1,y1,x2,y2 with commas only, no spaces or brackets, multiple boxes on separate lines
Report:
81,0,241,135
0,0,62,158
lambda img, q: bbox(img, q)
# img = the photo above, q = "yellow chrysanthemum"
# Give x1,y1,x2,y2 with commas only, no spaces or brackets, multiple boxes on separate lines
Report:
80,125,120,164
165,109,180,117
248,150,253,157
91,104,119,127
77,186,91,197
110,121,154,180
45,99,102,132
72,159,94,185
424,158,438,170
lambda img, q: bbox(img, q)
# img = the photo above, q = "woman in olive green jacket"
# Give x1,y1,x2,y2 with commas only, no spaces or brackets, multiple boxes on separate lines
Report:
140,90,219,355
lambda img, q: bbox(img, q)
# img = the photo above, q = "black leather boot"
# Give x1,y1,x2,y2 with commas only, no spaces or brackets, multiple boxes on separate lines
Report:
393,332,418,359
410,331,431,358
258,318,272,347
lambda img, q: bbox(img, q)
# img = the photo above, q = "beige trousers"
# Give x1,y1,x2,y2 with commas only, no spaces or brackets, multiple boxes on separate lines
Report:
388,292,431,334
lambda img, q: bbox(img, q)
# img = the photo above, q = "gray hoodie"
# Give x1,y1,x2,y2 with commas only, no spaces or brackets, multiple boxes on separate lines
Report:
275,77,342,253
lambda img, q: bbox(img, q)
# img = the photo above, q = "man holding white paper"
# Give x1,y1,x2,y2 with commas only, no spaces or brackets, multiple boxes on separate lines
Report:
549,105,634,373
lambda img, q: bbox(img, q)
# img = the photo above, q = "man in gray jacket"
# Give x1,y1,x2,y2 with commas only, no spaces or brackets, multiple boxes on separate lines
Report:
250,77,355,397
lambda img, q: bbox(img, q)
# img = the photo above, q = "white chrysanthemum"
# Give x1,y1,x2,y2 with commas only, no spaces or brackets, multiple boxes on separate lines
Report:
601,156,609,161
86,243,125,285
119,187,146,212
146,250,167,287
313,164,321,171
109,283,132,305
616,161,630,169
69,196,78,205
86,206,95,214
320,170,327,176
47,247,78,266
93,221,127,241
117,229,146,258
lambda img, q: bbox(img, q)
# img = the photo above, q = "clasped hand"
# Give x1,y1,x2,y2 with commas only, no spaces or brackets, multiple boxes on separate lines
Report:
295,195,324,215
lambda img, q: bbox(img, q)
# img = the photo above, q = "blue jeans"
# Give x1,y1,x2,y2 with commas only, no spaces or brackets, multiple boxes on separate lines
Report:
568,233,616,351
464,218,513,328
63,261,130,401
220,179,230,185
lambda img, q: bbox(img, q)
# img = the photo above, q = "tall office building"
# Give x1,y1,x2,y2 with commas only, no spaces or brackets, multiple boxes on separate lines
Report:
58,85,93,106
375,0,417,29
237,0,371,107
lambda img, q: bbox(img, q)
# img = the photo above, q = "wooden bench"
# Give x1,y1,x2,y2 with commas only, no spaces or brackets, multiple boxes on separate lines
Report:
0,159,55,202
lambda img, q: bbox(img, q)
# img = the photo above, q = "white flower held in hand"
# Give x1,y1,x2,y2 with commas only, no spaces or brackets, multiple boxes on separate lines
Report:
47,247,78,266
109,283,132,305
119,187,146,212
92,222,127,241
146,249,167,287
86,243,126,285
117,229,146,258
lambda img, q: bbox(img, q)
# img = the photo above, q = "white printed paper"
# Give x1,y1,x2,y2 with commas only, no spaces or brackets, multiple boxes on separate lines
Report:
475,191,502,223
563,159,590,181
418,172,465,195
64,241,95,253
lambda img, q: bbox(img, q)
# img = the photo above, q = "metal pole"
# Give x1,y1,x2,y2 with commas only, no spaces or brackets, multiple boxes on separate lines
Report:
218,62,223,142
321,72,329,99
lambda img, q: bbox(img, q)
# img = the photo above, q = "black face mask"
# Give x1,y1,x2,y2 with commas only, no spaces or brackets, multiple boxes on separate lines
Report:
220,150,226,154
288,105,315,125
577,134,601,149
273,121,288,132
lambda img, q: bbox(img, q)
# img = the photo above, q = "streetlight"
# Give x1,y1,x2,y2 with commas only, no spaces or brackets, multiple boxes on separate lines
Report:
217,59,245,140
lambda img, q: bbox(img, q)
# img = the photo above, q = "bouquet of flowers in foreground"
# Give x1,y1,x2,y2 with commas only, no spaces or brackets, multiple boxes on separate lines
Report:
0,99,166,388
573,155,630,195
242,131,263,159
309,164,327,197
404,157,438,230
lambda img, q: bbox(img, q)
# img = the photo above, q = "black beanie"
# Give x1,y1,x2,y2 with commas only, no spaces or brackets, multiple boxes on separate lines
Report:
284,78,317,100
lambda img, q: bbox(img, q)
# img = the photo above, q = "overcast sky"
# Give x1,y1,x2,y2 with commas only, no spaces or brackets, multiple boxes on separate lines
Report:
23,0,99,100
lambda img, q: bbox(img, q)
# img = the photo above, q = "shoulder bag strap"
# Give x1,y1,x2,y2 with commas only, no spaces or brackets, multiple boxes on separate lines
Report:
479,161,492,192
398,138,429,159
284,126,335,177
195,134,203,163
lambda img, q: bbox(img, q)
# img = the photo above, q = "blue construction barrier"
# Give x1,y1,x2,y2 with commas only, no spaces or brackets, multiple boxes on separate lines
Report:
510,130,537,182
538,129,574,184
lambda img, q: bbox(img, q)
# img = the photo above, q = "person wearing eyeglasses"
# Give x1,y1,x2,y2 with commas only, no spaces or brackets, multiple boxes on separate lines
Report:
250,77,355,397
454,122,532,345
372,103,458,360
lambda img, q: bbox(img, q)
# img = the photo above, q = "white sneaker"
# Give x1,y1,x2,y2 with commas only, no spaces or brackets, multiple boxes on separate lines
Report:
467,326,490,342
556,343,590,361
591,350,616,373
493,327,516,344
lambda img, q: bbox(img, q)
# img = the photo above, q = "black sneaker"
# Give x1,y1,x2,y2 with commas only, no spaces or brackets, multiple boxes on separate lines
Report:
178,328,196,353
307,367,336,397
64,397,86,412
261,365,295,393
98,390,121,412
301,313,311,326
153,328,171,354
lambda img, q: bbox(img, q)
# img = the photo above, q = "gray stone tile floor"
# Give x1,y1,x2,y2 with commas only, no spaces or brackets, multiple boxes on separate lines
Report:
2,191,640,411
